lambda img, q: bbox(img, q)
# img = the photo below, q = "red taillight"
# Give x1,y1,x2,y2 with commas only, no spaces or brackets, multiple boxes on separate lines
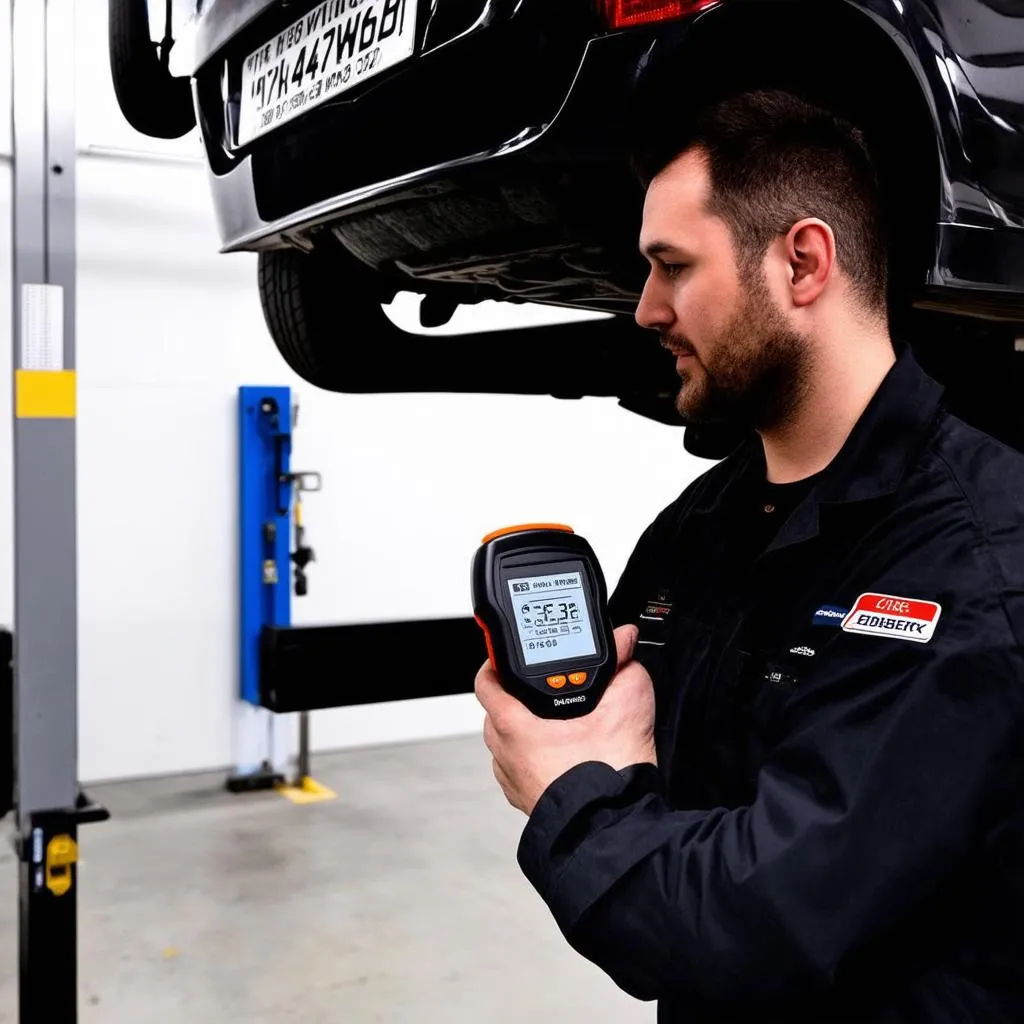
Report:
600,0,720,29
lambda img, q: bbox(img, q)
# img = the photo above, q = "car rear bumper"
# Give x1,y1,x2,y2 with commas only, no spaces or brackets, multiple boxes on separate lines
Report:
193,0,661,254
205,126,557,254
193,0,1024,315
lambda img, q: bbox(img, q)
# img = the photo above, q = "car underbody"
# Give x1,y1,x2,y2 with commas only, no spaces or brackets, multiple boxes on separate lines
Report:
108,0,1024,451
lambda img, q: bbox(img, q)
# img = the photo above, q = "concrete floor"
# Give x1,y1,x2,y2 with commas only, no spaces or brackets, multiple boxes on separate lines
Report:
0,736,654,1023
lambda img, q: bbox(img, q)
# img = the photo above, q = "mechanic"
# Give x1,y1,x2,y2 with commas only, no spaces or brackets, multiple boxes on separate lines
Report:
475,89,1024,1021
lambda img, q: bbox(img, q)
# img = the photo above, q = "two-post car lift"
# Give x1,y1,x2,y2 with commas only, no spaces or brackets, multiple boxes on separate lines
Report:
5,3,490,1017
9,3,109,1020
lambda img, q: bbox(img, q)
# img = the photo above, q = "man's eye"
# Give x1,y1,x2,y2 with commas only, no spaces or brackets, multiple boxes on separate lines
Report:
662,263,685,279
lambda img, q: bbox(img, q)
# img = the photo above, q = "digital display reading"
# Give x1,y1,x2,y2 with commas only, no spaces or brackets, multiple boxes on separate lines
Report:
507,571,597,666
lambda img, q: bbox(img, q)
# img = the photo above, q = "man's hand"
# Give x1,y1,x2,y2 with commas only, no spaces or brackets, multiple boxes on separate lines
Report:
475,625,657,816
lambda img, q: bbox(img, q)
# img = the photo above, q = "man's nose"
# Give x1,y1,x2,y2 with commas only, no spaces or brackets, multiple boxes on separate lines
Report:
635,275,673,332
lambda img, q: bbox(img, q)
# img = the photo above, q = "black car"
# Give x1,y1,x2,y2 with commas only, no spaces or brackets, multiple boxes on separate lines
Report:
111,0,1024,449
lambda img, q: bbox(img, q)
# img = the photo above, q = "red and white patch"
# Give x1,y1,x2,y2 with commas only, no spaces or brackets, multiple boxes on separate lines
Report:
841,593,942,644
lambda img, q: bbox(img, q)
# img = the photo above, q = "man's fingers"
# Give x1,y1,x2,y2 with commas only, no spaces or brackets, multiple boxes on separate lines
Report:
614,624,639,670
483,712,497,754
475,661,533,734
474,659,502,708
476,665,510,738
616,658,653,691
599,658,656,708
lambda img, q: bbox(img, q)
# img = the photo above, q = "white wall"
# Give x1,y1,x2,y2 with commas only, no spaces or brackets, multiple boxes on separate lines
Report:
2,1,712,783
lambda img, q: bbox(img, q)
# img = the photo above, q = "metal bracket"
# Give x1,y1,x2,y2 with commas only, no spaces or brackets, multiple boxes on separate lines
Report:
258,396,292,515
11,791,110,862
290,470,322,492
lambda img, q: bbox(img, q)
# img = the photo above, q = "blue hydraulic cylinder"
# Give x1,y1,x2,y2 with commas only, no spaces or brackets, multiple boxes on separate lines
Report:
239,387,293,706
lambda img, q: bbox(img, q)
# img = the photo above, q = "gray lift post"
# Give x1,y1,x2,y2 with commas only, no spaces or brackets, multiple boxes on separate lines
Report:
10,2,106,1019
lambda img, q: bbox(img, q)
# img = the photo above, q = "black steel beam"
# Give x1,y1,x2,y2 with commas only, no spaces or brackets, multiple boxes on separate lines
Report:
259,618,488,713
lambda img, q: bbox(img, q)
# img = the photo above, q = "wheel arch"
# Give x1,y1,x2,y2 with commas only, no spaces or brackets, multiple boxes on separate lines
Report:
628,0,952,315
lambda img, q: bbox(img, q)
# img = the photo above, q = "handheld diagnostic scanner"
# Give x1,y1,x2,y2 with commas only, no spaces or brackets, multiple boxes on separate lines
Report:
471,524,616,719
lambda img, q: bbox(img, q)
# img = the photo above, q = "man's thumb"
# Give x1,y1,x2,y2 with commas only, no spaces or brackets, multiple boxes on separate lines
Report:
614,624,639,669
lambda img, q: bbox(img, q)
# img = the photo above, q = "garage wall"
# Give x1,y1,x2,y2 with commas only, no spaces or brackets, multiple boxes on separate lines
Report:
1,1,710,783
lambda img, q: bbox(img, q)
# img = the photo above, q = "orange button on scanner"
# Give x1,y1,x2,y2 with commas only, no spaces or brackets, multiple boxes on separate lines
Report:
569,672,588,686
546,675,568,689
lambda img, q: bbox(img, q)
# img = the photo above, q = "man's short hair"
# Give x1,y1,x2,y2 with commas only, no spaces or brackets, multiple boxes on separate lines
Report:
631,89,889,314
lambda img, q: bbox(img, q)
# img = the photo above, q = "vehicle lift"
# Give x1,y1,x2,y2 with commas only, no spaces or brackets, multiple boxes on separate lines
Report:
7,2,110,1020
229,384,488,794
230,386,324,794
3,6,485,1016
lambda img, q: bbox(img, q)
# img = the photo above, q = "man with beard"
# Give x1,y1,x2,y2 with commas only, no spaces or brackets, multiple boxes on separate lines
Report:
475,90,1024,1021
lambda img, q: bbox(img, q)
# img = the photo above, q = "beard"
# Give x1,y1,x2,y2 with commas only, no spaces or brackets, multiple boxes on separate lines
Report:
667,268,812,434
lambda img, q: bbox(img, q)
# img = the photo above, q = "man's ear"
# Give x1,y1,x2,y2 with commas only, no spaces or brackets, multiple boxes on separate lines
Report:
786,218,836,308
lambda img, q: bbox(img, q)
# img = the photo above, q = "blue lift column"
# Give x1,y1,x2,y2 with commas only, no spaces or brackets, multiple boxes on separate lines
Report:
231,387,294,790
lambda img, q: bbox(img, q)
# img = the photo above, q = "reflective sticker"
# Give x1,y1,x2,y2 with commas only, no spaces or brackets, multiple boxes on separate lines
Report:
21,283,63,370
841,593,942,644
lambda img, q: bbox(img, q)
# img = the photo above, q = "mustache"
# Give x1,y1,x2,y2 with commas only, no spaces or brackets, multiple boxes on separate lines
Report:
659,333,697,358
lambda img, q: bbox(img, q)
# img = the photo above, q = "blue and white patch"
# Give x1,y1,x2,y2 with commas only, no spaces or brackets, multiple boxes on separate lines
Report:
813,604,850,628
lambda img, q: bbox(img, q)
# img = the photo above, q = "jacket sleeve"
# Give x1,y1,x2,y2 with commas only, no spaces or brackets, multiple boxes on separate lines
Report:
516,588,1024,1009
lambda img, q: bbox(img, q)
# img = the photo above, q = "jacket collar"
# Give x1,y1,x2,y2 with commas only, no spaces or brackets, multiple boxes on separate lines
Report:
690,343,946,552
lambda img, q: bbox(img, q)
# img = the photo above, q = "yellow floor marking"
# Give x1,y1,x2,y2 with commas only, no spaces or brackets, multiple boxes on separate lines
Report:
275,776,337,804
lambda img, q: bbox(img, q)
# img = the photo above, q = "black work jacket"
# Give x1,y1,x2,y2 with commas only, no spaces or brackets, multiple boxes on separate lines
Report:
517,345,1024,1022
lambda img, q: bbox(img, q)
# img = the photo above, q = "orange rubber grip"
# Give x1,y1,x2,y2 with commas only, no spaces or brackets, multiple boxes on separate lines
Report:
474,614,498,671
480,523,574,544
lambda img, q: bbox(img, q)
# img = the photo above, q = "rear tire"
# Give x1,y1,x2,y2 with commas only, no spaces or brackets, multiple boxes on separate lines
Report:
257,247,400,390
108,0,196,140
258,248,328,388
256,246,682,421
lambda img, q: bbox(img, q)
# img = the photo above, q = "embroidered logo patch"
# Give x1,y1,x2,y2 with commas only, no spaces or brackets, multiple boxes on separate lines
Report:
813,604,850,627
638,593,672,649
841,593,942,644
788,646,816,657
763,665,799,691
642,599,673,619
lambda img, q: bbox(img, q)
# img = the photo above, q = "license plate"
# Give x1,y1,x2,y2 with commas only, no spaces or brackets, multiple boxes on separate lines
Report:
237,0,417,147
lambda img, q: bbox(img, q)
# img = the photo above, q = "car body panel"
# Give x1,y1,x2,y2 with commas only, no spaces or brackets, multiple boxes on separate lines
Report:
188,0,1024,316
195,0,501,65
